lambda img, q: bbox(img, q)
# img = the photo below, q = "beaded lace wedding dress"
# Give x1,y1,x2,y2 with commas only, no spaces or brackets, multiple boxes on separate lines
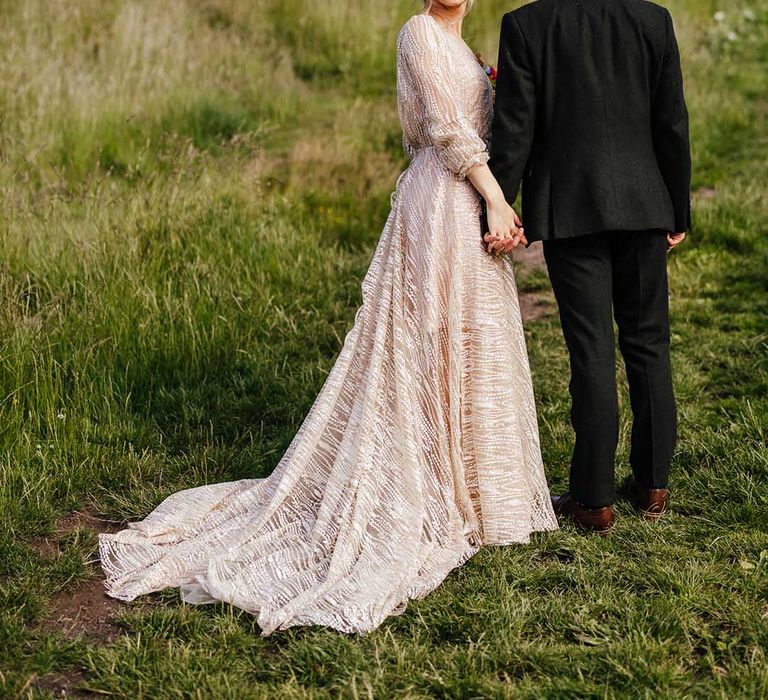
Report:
99,14,558,636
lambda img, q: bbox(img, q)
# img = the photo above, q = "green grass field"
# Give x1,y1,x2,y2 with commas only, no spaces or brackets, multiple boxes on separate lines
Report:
1,0,766,697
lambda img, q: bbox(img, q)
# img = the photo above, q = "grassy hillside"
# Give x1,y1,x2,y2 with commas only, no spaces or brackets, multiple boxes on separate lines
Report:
0,0,766,697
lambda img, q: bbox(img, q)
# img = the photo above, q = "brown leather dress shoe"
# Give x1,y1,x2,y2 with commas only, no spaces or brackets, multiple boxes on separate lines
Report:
551,493,615,534
627,478,669,519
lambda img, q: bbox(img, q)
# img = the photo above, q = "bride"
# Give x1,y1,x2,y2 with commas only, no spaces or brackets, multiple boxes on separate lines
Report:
99,0,558,636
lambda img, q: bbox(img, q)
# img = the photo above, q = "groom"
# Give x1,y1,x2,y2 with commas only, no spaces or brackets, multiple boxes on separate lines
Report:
488,0,691,532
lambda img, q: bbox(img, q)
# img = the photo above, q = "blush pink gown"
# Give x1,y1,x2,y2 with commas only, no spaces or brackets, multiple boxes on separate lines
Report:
99,14,558,636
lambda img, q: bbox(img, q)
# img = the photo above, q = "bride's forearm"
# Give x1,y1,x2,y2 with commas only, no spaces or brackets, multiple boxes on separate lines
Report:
466,161,525,253
466,163,506,208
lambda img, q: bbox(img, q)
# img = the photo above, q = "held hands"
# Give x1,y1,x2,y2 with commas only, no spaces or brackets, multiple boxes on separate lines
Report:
667,231,686,252
483,199,527,256
464,164,525,254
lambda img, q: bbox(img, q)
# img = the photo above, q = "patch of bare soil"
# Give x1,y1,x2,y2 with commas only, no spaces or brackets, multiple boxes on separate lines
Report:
514,239,547,269
31,510,161,696
41,577,133,645
513,241,557,322
25,669,95,699
519,292,556,322
35,510,156,645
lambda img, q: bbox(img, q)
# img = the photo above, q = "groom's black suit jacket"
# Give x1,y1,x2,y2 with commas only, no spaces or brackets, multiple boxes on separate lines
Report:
489,0,692,241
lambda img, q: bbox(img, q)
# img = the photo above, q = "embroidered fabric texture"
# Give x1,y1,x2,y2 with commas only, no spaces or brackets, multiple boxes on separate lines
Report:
99,14,558,636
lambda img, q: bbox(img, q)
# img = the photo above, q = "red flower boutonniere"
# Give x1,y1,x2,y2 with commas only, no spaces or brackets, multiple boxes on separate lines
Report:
475,53,497,101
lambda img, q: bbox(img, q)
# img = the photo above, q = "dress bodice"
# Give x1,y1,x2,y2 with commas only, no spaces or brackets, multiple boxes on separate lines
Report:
396,14,494,179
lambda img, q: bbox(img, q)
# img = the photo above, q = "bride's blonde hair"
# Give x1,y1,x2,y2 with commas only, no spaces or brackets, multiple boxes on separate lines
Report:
423,0,476,15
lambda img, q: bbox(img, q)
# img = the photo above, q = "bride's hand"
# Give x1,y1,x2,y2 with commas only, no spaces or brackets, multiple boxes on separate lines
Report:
483,199,526,255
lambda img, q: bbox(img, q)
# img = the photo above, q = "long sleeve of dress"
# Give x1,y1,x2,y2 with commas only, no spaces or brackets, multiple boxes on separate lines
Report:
399,16,490,179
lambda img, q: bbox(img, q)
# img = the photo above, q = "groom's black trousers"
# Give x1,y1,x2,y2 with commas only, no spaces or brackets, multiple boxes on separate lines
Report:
542,230,677,509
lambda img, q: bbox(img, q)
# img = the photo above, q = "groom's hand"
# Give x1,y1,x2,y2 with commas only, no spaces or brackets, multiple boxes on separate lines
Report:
667,231,686,251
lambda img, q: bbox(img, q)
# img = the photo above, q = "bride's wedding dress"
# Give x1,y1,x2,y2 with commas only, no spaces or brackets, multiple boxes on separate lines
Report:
99,14,558,636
